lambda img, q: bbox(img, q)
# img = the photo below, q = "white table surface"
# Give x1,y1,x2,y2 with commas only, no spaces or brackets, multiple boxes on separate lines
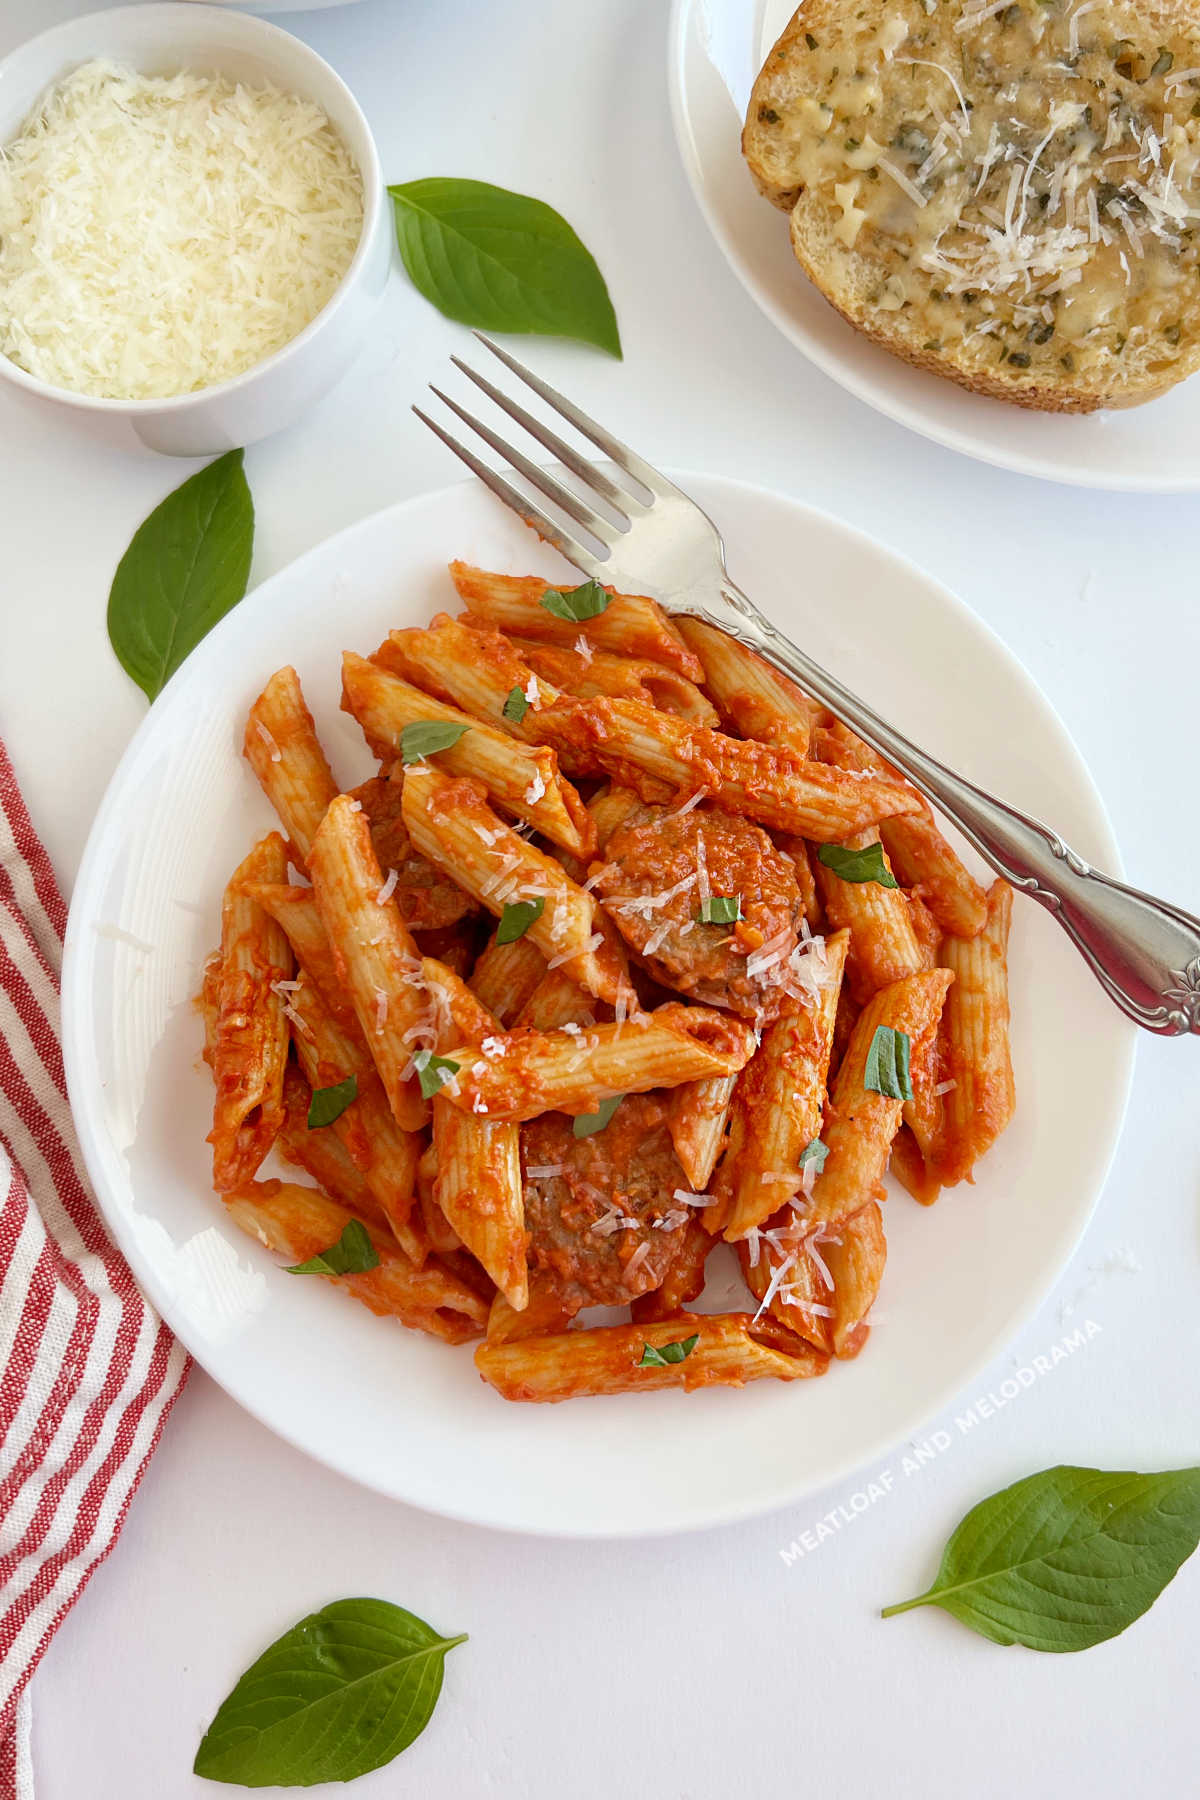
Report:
3,0,1199,1794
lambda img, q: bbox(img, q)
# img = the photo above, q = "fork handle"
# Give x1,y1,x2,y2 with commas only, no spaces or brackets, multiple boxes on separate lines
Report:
692,584,1200,1038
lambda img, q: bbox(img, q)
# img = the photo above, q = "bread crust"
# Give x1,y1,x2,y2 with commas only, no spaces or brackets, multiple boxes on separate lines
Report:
743,0,1200,412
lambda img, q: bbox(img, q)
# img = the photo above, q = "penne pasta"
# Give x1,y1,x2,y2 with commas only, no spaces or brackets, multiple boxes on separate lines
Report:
908,890,943,965
935,882,1015,1185
400,765,631,1008
677,616,820,754
198,950,222,1064
449,560,704,679
717,929,849,1240
824,1201,886,1357
243,667,339,867
277,1064,375,1214
417,1142,462,1255
375,613,553,735
468,928,547,1025
240,882,348,1026
474,1311,827,1401
801,967,954,1235
420,955,528,1309
528,694,921,841
816,722,988,938
667,1073,737,1192
432,1096,526,1309
436,1002,756,1124
514,966,598,1032
342,651,594,859
739,1200,884,1358
889,1123,942,1207
587,783,645,853
207,834,292,1192
486,1278,572,1345
286,974,424,1262
779,835,823,935
900,979,948,1176
739,1219,835,1355
512,638,720,726
308,793,429,1132
813,830,932,1003
224,1180,487,1342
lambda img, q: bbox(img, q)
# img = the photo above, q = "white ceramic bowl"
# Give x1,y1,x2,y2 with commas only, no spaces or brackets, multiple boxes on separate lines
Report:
0,5,390,456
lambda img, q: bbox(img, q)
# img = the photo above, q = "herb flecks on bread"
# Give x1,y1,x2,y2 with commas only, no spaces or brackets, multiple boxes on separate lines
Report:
743,0,1200,410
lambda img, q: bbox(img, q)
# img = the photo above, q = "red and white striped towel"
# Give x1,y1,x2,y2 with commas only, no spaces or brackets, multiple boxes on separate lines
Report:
0,742,189,1800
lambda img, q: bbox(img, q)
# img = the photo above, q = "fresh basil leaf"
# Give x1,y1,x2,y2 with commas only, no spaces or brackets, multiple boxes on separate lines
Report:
285,1219,379,1277
817,841,898,888
863,1025,912,1100
573,1094,622,1138
389,177,621,357
540,578,611,623
413,1049,461,1100
193,1597,467,1786
502,684,530,724
639,1333,699,1368
697,894,742,925
496,898,544,945
306,1075,358,1130
882,1465,1200,1651
400,719,470,765
107,449,253,703
798,1138,828,1173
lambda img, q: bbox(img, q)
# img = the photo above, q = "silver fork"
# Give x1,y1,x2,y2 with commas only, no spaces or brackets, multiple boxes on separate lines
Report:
415,335,1200,1038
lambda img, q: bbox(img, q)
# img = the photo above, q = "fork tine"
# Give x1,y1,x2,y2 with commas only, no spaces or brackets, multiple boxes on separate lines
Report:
411,406,606,579
428,385,623,549
475,334,679,500
450,355,644,519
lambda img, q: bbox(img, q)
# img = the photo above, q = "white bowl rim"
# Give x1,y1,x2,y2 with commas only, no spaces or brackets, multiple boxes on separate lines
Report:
0,2,385,417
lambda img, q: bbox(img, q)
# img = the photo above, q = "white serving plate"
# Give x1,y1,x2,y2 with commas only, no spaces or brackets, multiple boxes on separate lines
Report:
62,471,1135,1537
669,0,1200,491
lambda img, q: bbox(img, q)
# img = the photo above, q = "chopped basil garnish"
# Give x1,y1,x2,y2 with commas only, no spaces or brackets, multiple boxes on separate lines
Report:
864,1025,913,1101
400,719,469,764
639,1334,699,1368
697,894,742,925
573,1094,622,1138
413,1049,461,1099
817,842,898,888
306,1075,358,1129
502,684,530,723
540,578,610,623
798,1138,829,1173
496,898,544,944
285,1218,379,1277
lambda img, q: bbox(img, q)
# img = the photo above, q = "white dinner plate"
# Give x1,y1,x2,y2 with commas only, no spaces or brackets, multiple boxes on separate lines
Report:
669,0,1200,491
62,472,1136,1537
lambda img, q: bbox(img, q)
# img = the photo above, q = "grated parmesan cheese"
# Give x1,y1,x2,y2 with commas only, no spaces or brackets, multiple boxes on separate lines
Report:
0,61,363,399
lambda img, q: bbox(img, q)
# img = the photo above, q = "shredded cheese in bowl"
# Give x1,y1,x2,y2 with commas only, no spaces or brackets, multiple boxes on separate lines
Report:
0,59,365,400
